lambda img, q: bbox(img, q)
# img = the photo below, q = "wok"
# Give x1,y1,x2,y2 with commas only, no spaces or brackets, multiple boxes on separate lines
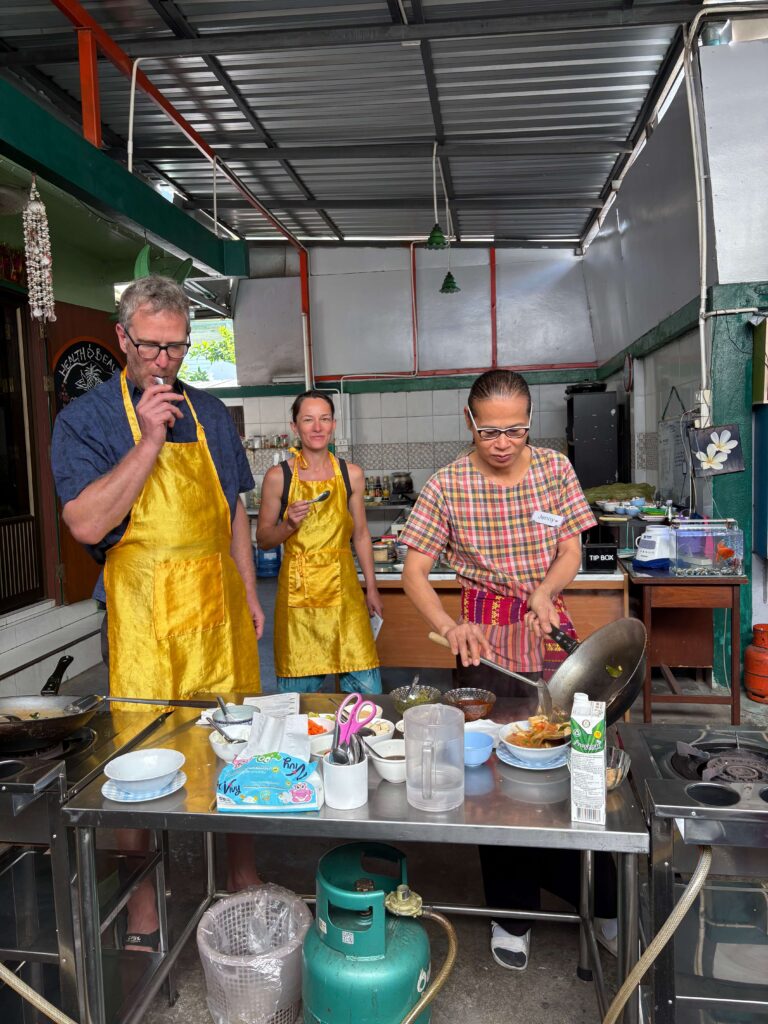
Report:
431,617,646,726
544,618,647,725
0,656,220,750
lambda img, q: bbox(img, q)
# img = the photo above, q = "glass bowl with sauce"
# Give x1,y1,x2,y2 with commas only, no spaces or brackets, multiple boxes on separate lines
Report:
443,688,496,722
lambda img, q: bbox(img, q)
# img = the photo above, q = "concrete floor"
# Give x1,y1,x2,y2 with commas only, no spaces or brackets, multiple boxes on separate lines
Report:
60,578,767,1024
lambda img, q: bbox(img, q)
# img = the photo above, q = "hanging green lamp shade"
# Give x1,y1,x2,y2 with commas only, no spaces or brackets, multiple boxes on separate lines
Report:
426,222,447,249
440,270,460,294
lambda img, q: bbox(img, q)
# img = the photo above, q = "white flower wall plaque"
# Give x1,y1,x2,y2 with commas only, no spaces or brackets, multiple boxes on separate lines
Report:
687,424,744,477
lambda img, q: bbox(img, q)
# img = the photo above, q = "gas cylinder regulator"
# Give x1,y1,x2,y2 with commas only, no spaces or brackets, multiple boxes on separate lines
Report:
384,884,458,1024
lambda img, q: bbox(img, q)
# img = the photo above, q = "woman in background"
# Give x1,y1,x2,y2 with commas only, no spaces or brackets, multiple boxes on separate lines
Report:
258,390,383,693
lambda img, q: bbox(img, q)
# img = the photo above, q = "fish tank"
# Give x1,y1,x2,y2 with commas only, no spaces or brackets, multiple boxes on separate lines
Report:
672,522,744,577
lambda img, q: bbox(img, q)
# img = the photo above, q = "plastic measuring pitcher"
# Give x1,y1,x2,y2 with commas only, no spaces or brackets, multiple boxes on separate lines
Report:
404,703,464,812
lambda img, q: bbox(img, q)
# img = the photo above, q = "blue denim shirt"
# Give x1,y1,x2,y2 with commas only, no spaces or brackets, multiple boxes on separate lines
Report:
51,372,253,601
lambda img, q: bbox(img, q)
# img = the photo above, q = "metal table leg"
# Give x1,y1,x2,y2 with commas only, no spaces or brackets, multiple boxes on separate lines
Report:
76,826,106,1024
578,849,594,982
650,816,676,1024
617,852,639,1024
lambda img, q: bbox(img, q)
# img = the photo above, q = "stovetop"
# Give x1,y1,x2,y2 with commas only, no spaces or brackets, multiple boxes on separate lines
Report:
0,706,171,799
616,724,768,847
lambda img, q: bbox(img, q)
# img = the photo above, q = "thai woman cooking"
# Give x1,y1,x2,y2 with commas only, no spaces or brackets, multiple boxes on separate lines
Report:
401,368,617,972
257,390,384,694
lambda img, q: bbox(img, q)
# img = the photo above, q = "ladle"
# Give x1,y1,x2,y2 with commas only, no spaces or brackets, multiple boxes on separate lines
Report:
428,632,553,720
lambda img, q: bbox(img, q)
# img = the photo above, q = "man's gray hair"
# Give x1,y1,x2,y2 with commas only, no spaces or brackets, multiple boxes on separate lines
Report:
118,275,190,332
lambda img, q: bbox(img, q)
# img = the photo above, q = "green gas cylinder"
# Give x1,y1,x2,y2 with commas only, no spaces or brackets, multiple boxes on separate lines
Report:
303,843,431,1024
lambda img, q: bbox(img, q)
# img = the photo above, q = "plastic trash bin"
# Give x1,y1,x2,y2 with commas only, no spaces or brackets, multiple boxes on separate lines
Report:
197,884,311,1024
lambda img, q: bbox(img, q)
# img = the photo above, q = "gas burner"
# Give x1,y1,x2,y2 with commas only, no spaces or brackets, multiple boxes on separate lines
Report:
701,751,768,784
1,728,97,765
670,741,768,783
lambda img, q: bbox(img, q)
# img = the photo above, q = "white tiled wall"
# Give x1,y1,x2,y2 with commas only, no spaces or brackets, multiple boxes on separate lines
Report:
231,383,571,491
633,330,703,489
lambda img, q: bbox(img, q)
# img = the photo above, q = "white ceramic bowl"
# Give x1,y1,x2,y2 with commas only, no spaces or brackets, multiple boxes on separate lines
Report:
499,721,571,766
367,718,395,740
208,724,251,762
104,748,186,794
395,719,405,735
211,704,255,726
367,738,407,783
309,718,335,754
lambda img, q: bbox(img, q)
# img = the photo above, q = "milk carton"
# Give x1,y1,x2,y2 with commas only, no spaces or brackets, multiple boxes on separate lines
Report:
569,692,607,825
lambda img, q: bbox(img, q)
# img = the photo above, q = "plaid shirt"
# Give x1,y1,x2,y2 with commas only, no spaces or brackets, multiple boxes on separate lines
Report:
401,448,596,672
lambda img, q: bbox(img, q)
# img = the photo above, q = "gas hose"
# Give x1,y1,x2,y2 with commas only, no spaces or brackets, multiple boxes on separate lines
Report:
0,960,80,1024
602,844,713,1024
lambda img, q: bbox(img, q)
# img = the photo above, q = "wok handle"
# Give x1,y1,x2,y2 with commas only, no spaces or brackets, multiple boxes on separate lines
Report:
41,655,74,695
547,626,579,656
428,631,451,648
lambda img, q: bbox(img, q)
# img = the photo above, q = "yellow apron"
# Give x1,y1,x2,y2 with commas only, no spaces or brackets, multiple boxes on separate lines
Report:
105,370,260,709
274,453,379,678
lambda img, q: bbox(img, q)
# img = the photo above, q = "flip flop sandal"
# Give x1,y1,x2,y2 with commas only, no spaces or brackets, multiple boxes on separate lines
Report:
124,929,160,952
490,921,530,971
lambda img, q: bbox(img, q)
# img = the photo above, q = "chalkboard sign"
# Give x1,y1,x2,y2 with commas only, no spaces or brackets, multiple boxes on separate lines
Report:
658,416,696,504
53,338,121,410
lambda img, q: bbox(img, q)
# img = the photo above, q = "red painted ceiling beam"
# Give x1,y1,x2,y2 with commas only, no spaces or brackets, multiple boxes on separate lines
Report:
49,0,303,250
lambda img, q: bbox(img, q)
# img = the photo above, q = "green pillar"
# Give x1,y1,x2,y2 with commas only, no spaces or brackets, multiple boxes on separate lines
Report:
709,283,766,686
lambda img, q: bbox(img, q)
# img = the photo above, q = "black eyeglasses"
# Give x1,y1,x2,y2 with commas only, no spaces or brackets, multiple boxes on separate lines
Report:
466,405,531,440
121,325,190,361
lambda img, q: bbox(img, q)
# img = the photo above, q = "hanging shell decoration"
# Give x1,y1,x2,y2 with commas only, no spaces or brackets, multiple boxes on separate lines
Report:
22,177,56,323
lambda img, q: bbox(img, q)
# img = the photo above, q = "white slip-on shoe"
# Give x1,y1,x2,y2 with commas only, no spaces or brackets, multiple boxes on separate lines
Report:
596,917,618,957
490,920,530,971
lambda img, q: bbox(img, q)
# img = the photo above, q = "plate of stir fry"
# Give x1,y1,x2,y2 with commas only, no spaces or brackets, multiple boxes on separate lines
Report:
499,716,572,765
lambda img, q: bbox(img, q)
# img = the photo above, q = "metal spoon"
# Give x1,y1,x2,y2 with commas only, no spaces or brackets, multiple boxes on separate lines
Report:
210,720,239,743
307,490,331,505
215,696,232,722
362,737,405,761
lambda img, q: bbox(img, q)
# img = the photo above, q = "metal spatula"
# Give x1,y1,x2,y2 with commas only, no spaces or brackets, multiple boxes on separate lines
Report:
427,632,553,720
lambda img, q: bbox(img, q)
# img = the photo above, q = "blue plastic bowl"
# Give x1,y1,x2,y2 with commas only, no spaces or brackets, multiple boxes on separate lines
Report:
464,731,494,767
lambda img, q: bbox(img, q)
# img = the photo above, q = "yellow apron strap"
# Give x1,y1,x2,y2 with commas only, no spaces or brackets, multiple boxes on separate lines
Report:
119,368,202,444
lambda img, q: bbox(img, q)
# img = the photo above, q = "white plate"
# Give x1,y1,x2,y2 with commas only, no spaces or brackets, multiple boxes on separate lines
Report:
102,771,187,803
495,745,567,772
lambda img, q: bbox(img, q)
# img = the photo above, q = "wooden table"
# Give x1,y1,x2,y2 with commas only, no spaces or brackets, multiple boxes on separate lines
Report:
624,564,748,724
363,570,628,669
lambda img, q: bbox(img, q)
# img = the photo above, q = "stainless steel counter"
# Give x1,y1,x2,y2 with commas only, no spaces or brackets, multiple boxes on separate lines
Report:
63,705,648,852
63,695,647,1024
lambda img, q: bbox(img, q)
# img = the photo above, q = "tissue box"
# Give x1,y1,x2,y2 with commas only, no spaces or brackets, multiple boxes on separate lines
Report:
216,752,324,813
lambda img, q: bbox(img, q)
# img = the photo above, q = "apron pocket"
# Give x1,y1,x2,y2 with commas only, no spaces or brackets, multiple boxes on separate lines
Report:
287,552,342,608
154,553,226,639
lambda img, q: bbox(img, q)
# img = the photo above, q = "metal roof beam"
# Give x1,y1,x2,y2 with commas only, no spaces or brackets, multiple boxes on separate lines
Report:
0,5,703,63
190,196,603,211
143,0,342,240
407,0,461,240
128,140,631,161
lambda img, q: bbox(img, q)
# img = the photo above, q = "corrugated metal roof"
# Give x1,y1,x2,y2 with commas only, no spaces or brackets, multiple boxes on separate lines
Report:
0,0,685,244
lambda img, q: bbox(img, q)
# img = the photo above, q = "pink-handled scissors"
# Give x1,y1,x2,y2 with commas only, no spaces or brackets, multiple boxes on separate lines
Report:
336,692,377,746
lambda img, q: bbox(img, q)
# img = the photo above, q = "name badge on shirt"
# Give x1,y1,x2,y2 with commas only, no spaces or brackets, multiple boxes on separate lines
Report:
532,510,564,529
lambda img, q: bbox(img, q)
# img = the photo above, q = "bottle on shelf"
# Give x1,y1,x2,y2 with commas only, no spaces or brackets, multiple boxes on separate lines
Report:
364,477,371,500
382,475,391,501
375,476,382,498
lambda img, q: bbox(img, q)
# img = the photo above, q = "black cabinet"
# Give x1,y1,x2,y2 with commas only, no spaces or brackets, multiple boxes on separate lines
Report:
566,391,619,489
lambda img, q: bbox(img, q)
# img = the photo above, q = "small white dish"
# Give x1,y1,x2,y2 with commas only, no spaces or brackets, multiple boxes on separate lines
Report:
102,771,187,802
496,744,567,772
395,719,405,735
212,704,255,726
367,718,395,739
209,724,251,762
309,718,335,754
104,748,186,794
366,738,407,783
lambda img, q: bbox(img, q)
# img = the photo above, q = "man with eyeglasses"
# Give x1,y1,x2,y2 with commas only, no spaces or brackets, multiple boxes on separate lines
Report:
51,275,264,948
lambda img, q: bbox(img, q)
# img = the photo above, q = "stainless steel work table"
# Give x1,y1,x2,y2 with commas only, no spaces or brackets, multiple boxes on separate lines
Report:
62,696,649,1024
